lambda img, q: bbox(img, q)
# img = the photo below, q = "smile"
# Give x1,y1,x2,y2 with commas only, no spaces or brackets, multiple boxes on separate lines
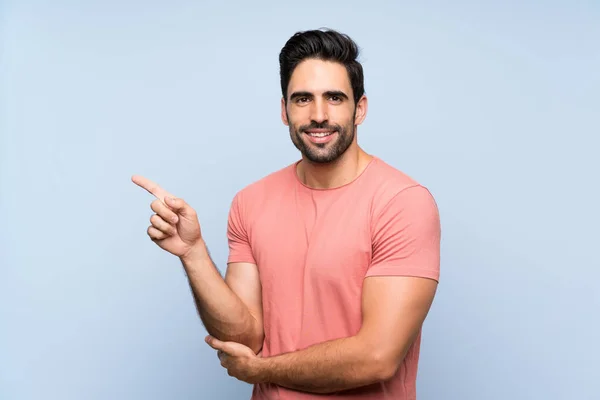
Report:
304,130,338,144
307,131,335,138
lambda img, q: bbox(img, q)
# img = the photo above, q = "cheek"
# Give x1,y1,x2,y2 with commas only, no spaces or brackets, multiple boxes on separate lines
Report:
288,107,311,123
328,107,352,122
287,116,303,131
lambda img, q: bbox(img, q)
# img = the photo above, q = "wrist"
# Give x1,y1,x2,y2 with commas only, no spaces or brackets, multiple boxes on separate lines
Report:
254,356,274,384
180,240,209,266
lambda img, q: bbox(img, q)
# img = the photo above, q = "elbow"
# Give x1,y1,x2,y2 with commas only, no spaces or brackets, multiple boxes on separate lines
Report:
211,325,263,355
369,351,402,382
360,336,412,382
249,337,264,355
376,362,399,382
245,318,264,355
249,320,265,355
225,333,263,355
236,314,264,354
236,329,263,355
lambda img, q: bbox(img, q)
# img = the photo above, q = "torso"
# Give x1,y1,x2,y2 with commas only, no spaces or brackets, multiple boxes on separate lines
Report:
233,156,429,399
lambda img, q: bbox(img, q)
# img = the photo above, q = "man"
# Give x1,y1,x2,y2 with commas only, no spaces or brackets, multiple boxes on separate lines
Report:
133,29,441,399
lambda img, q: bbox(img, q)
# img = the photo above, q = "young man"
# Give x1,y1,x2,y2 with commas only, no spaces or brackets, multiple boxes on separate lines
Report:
133,29,441,399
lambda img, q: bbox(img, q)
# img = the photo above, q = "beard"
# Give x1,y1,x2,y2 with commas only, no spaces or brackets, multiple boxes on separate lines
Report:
288,114,356,164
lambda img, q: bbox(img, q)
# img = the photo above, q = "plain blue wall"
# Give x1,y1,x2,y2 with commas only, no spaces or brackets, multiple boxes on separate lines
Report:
1,1,599,399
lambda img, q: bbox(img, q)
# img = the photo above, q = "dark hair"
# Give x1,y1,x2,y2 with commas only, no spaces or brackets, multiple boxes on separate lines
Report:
279,28,365,105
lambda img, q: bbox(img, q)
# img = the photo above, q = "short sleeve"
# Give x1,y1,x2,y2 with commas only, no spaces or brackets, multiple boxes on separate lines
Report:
226,192,256,265
366,185,441,282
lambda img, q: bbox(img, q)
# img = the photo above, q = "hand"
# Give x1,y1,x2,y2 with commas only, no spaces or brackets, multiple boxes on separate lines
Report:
132,175,203,259
205,335,265,384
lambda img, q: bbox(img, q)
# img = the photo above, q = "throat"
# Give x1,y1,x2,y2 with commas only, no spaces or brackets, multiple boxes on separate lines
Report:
297,150,372,189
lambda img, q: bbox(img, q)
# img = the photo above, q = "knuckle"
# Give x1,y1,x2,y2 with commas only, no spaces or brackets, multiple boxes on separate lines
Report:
150,199,160,212
186,205,197,216
147,226,164,239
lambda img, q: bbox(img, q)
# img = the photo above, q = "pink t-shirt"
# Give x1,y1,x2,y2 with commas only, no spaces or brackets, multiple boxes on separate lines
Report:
227,156,441,399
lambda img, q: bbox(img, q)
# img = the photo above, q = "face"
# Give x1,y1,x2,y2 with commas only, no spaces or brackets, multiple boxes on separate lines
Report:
281,59,367,163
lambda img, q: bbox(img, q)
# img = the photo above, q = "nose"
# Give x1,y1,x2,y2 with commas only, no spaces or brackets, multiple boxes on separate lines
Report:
309,98,328,124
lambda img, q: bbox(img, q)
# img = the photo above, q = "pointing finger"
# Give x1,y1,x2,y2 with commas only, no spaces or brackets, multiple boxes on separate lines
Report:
131,175,174,203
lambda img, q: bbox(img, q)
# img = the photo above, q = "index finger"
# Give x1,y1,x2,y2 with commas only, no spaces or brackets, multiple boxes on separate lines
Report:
131,174,174,202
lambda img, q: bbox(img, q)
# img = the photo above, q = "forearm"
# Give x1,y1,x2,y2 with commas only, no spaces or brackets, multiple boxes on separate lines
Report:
180,242,262,352
259,335,393,394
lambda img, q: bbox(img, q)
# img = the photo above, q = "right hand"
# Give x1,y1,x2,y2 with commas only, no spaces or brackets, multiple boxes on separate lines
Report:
132,175,203,259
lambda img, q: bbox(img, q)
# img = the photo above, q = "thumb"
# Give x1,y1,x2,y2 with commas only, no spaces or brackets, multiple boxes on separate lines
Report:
205,335,227,352
165,196,196,218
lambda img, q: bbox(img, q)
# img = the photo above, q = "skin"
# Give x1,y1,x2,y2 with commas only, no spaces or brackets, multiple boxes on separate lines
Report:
206,276,437,393
131,176,264,354
133,57,438,394
282,58,372,189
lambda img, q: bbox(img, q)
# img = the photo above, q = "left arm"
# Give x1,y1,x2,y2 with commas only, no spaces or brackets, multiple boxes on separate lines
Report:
257,276,438,393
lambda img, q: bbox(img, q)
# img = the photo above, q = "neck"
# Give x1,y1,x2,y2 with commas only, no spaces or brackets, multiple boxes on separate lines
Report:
296,146,373,189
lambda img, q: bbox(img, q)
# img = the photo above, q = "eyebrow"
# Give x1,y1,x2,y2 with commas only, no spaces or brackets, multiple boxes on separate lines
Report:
289,90,350,101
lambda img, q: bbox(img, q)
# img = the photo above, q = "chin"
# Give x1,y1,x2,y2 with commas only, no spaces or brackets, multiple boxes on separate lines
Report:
303,150,343,164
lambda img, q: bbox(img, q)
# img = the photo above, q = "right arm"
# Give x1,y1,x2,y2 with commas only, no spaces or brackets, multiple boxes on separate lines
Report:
131,175,264,354
181,245,264,354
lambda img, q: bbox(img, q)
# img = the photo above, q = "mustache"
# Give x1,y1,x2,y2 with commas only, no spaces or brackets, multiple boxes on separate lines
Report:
299,121,342,132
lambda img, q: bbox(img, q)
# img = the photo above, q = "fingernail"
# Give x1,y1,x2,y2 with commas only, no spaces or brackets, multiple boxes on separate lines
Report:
172,216,178,223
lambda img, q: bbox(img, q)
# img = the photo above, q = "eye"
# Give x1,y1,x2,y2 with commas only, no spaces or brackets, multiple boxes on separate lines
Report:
329,95,342,103
296,97,310,104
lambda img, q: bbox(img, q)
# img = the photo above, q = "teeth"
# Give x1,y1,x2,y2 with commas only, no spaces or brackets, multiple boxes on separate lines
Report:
308,132,332,137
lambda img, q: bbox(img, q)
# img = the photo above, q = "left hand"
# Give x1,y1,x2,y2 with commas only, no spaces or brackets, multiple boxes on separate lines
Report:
205,335,265,384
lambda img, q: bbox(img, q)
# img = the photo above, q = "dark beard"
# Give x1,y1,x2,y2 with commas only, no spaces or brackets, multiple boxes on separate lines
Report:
289,118,355,164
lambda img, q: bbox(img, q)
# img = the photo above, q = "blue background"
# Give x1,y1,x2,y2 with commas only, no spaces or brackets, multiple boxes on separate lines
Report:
1,1,598,399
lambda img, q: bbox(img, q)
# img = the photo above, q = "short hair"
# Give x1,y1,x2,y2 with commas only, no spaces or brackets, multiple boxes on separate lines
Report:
278,28,365,104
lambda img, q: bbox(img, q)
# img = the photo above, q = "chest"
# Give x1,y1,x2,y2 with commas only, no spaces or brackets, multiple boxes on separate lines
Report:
247,192,374,290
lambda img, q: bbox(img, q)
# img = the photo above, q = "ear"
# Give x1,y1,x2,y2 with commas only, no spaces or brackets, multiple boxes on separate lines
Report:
354,95,368,126
281,97,289,126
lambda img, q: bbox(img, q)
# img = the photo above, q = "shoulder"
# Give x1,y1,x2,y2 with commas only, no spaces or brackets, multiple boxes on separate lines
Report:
230,161,298,210
366,157,438,219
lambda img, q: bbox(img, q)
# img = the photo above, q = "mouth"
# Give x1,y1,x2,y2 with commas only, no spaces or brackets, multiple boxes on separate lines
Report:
303,130,337,144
